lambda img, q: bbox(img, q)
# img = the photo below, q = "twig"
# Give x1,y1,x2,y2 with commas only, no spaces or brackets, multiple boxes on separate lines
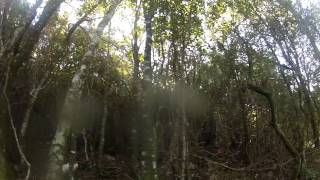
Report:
82,129,89,161
2,65,31,180
193,154,295,172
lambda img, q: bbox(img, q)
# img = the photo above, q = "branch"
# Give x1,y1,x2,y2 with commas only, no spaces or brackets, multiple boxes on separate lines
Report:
65,3,100,44
12,0,43,53
2,65,31,180
247,84,270,98
247,84,300,161
193,154,284,172
80,0,123,65
13,0,64,71
0,0,12,48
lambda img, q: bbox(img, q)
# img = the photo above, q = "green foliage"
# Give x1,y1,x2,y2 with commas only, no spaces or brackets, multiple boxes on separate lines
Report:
153,0,204,44
1,0,320,179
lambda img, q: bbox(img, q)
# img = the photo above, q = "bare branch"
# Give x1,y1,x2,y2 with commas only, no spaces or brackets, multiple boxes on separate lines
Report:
65,3,100,44
2,65,31,180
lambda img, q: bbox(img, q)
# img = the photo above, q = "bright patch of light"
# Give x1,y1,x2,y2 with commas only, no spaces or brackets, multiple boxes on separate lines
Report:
26,0,136,42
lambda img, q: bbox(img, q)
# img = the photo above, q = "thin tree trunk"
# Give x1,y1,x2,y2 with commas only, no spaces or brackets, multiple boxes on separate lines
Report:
0,0,43,58
140,1,157,179
181,103,188,180
238,90,250,164
130,2,141,160
268,29,320,147
277,0,320,62
13,0,64,71
168,109,179,173
132,0,141,83
98,92,108,167
20,72,49,139
285,53,319,147
204,100,217,149
262,35,307,153
3,65,31,180
17,5,93,141
81,129,89,161
0,112,7,179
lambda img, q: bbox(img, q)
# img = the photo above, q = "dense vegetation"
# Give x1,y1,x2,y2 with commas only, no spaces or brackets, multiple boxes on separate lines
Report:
1,0,320,179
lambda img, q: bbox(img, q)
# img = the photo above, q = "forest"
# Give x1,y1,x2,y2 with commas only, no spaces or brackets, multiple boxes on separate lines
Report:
0,0,320,179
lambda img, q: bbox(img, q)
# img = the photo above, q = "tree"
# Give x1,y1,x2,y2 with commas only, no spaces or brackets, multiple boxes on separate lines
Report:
46,1,122,179
1,0,320,179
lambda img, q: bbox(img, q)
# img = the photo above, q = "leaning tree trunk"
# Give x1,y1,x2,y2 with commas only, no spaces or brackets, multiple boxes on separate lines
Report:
262,35,307,157
98,89,110,167
19,0,97,140
268,30,320,148
46,1,121,179
276,0,320,62
248,84,304,178
13,0,64,70
20,72,49,139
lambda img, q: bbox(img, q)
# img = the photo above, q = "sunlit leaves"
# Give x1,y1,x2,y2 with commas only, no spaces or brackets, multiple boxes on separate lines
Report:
153,0,204,44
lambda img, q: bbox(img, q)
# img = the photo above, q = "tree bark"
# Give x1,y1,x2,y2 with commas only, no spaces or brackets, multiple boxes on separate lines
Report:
132,0,141,82
13,0,64,71
180,103,188,180
248,84,304,178
0,119,8,179
98,90,109,167
248,84,299,158
277,0,320,62
2,66,31,180
20,72,49,139
0,0,43,58
238,89,250,164
65,3,100,45
266,24,320,147
46,1,121,179
140,1,158,179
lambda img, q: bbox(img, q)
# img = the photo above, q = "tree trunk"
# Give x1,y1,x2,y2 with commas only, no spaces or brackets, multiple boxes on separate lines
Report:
81,129,89,161
248,84,304,178
180,103,188,180
206,101,217,149
20,72,49,139
270,32,320,148
132,0,141,83
0,123,7,179
129,1,143,163
238,90,250,164
13,0,64,72
262,35,307,153
46,1,121,179
98,92,108,167
140,2,158,179
2,65,31,180
277,0,320,62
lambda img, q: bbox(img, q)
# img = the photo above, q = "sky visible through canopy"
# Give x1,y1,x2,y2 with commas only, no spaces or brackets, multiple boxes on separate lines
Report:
25,0,318,37
3,0,320,179
26,0,137,42
25,0,320,85
25,0,319,53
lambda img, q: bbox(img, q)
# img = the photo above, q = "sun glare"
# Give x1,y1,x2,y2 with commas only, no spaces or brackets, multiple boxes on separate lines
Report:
26,0,134,42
